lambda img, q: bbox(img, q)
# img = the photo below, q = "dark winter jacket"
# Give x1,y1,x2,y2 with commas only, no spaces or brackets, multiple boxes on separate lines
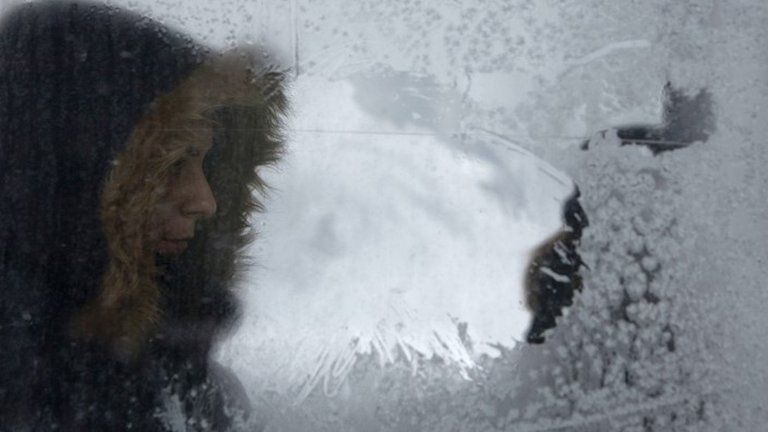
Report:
525,188,588,344
0,1,286,430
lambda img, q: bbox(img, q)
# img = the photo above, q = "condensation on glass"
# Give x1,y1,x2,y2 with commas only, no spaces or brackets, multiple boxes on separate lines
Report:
1,0,766,431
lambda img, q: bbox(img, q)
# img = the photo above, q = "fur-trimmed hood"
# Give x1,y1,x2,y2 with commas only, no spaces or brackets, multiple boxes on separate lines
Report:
0,1,286,428
74,47,287,359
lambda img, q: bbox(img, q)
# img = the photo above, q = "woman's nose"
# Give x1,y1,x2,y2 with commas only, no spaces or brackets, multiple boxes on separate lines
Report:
180,169,217,219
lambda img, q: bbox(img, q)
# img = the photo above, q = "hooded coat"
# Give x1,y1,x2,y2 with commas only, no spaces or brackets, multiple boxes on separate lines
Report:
0,1,286,429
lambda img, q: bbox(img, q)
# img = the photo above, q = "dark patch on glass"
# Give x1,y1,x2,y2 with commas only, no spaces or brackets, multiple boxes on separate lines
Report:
583,82,716,155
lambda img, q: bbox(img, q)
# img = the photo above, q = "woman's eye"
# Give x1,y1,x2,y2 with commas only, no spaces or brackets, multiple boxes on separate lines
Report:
170,158,187,175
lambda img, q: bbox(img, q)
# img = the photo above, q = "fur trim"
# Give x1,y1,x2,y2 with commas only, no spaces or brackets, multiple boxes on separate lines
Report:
72,49,288,358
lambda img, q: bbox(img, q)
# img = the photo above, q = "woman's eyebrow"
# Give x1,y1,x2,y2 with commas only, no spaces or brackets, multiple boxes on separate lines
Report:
167,128,213,151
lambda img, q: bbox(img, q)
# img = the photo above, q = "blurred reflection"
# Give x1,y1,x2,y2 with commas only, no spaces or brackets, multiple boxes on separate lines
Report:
222,73,577,400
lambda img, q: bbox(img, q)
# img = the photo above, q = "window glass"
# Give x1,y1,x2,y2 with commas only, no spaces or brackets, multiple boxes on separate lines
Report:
1,1,765,430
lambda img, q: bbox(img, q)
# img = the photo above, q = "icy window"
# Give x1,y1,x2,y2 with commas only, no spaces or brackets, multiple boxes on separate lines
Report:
1,0,766,431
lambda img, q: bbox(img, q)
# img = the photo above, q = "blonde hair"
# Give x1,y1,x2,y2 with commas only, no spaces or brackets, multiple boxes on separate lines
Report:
72,51,286,359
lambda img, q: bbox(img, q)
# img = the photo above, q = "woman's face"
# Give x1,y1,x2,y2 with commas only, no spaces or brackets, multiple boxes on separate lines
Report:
152,126,217,256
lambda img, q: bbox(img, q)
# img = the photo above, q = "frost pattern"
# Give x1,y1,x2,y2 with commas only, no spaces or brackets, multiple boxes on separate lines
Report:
252,132,725,432
220,76,574,402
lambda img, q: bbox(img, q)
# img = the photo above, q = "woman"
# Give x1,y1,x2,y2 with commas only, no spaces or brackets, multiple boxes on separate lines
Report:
0,1,286,429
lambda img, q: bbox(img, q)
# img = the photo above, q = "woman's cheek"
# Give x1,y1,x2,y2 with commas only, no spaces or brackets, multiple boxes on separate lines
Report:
150,201,174,239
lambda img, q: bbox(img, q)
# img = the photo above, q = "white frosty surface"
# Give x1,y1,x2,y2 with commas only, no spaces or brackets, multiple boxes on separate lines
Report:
221,76,573,398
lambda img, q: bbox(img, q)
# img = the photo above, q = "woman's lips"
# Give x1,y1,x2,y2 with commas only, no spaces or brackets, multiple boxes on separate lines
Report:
157,239,189,255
